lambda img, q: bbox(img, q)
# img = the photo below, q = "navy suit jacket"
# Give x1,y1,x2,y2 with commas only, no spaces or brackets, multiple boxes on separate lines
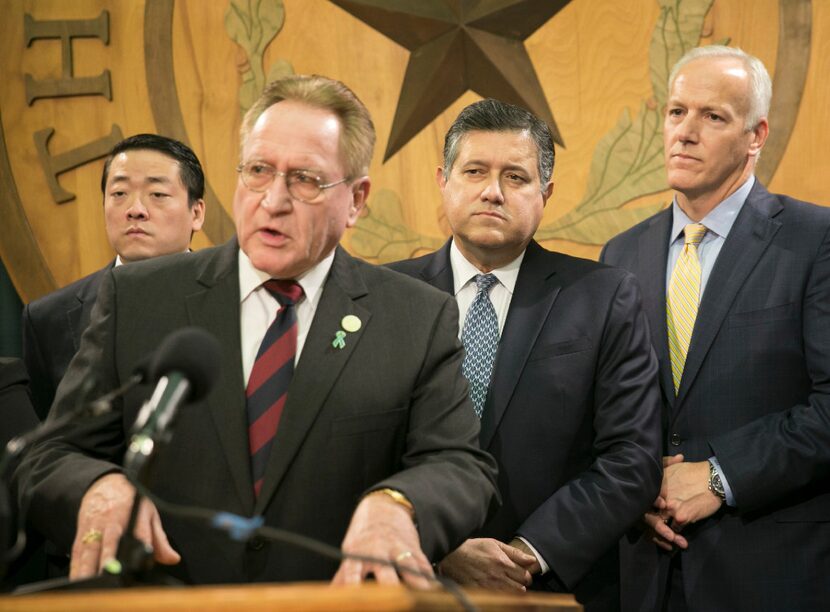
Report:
14,240,498,584
601,181,830,612
391,240,662,610
22,265,111,420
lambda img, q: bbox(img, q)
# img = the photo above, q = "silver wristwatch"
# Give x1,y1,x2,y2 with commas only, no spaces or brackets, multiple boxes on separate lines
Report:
708,459,726,502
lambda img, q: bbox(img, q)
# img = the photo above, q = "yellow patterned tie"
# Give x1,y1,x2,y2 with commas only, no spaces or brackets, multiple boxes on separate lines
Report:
667,223,707,394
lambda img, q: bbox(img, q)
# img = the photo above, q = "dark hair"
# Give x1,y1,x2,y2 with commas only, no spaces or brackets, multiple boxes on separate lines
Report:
100,134,205,205
443,99,555,190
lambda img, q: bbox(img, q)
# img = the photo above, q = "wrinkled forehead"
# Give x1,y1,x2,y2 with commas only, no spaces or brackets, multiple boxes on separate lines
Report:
456,129,538,163
670,57,752,111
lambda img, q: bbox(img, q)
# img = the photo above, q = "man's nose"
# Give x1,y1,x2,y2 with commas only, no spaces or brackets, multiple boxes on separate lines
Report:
675,114,699,143
480,176,505,204
126,196,149,219
260,172,293,213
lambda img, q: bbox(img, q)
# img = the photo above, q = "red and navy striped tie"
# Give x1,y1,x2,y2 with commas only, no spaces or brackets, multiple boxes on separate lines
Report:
247,279,304,497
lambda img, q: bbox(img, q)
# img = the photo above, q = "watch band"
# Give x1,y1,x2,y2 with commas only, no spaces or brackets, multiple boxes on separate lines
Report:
708,459,726,502
367,488,416,518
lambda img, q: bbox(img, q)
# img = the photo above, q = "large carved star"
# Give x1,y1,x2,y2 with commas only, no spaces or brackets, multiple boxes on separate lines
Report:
330,0,571,161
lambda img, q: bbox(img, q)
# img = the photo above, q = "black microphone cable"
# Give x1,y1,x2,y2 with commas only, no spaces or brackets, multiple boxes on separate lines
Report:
128,478,478,612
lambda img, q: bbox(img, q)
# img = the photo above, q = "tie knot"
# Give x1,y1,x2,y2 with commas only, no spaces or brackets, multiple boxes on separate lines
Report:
474,273,498,294
263,279,304,306
684,223,707,246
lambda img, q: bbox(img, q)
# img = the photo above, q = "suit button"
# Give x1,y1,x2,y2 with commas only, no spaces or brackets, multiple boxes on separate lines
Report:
248,537,265,551
670,433,682,446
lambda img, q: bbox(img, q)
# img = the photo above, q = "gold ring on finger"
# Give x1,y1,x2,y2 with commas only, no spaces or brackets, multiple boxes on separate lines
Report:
395,550,413,563
81,528,103,544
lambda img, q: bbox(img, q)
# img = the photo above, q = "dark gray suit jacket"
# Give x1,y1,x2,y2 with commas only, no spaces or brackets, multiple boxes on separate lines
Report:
601,181,830,612
0,358,39,454
22,265,111,420
391,240,662,611
14,239,498,584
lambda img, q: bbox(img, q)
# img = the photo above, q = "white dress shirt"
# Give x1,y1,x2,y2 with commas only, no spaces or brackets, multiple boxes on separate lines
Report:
450,239,523,337
238,249,334,386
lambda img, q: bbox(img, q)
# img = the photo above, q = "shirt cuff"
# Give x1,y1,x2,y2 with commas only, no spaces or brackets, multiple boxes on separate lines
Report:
516,536,549,575
709,456,736,507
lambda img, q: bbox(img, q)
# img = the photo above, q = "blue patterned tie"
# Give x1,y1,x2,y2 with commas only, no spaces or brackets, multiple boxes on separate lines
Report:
461,273,499,417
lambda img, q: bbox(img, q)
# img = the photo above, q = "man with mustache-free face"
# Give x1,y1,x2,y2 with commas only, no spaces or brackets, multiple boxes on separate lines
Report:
602,46,830,611
22,134,205,420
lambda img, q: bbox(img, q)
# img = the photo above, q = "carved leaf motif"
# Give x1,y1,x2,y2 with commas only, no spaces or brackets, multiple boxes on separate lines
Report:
537,102,668,243
267,58,295,83
350,189,445,263
225,0,286,113
537,0,713,245
650,0,715,105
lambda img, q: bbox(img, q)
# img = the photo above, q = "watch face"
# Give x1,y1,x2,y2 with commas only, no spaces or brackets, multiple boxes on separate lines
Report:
709,463,725,499
0,1,814,304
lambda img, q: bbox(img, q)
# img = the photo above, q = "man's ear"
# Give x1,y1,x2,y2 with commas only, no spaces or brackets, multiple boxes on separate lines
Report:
346,177,371,227
748,117,769,157
542,181,554,207
436,166,447,190
190,199,206,232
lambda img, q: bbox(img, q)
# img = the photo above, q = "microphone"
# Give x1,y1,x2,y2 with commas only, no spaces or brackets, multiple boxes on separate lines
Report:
125,327,221,478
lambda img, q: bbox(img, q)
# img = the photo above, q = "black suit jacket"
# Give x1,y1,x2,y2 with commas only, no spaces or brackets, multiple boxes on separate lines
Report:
14,240,498,584
22,265,111,420
601,181,830,612
390,240,662,610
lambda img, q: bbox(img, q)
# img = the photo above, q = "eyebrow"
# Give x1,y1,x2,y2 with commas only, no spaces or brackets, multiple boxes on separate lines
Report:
461,160,534,176
108,174,174,186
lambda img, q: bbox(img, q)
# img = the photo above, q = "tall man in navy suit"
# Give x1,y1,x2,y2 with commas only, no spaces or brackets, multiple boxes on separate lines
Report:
22,134,206,419
390,99,662,611
602,46,830,611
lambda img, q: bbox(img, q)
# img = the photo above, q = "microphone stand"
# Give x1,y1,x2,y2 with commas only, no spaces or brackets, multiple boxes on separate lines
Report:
13,376,189,594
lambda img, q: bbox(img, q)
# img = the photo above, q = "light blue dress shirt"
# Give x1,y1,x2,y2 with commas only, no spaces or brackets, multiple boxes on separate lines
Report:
666,175,755,507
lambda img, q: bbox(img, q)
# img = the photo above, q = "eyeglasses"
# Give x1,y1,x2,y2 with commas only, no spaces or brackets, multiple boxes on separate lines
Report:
236,161,349,203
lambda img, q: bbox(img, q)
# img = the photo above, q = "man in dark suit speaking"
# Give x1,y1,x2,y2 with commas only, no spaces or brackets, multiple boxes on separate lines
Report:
602,46,830,611
22,134,207,420
14,75,498,586
390,99,662,610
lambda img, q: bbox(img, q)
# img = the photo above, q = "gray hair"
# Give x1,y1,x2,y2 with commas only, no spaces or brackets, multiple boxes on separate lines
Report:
669,45,771,131
442,99,554,191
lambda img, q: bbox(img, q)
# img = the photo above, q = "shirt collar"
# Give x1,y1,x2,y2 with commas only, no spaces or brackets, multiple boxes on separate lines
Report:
449,238,524,296
670,175,755,244
238,248,335,306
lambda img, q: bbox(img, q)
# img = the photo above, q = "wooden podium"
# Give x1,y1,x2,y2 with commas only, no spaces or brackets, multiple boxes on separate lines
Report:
0,582,581,610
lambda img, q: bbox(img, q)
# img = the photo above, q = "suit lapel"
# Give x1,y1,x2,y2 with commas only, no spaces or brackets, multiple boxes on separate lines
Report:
70,264,111,352
418,240,454,293
676,184,782,406
255,248,371,513
638,209,674,406
480,241,560,448
184,240,255,513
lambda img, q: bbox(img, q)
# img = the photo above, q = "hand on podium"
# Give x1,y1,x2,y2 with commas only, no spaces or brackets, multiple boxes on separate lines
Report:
69,473,180,579
332,491,432,588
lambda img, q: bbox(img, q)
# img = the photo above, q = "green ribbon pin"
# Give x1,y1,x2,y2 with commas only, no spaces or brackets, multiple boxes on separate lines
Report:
332,330,347,349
